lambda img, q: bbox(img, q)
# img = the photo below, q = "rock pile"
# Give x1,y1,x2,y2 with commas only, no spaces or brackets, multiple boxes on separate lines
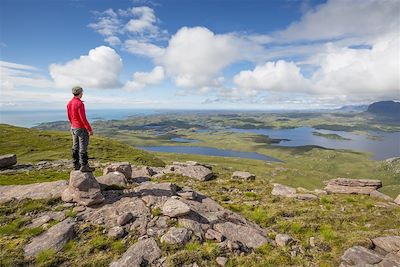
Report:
340,236,400,266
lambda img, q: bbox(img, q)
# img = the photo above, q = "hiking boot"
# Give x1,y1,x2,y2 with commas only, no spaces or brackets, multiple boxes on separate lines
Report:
73,163,81,171
80,165,95,172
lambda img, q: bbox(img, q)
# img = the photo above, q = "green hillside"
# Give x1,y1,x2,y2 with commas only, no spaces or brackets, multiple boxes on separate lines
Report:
0,124,164,166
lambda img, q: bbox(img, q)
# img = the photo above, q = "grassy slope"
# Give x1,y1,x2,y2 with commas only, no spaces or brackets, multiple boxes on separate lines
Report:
0,124,164,166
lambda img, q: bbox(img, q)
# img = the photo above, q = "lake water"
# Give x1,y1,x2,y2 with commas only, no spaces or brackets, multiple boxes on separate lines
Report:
138,145,283,162
171,137,199,143
230,127,400,160
0,109,157,128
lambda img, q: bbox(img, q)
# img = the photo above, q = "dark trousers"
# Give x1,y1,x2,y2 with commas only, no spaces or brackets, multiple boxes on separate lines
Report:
71,128,90,166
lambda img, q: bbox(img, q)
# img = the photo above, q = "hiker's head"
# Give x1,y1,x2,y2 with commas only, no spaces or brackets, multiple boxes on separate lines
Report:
72,86,83,98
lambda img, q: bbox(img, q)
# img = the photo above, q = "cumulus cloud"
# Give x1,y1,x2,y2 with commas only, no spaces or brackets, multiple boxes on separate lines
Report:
49,46,123,89
125,6,158,34
123,66,164,91
124,39,165,58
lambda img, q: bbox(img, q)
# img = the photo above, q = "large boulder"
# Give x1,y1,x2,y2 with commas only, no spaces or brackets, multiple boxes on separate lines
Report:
0,154,17,168
24,218,75,258
96,171,127,188
372,236,400,254
61,171,104,206
103,162,132,179
231,171,256,181
213,221,270,249
0,180,68,203
160,227,192,245
162,198,191,217
324,178,382,195
110,238,161,267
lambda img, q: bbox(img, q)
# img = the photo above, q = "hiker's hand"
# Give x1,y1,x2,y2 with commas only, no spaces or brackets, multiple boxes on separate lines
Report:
89,130,93,136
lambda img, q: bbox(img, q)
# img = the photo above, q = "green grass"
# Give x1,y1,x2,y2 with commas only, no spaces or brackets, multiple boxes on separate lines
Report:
312,131,351,140
0,124,164,166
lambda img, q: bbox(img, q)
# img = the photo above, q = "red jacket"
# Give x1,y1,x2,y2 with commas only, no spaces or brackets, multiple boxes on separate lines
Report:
67,97,92,132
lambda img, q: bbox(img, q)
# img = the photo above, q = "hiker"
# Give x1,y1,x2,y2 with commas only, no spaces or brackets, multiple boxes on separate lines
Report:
67,86,95,172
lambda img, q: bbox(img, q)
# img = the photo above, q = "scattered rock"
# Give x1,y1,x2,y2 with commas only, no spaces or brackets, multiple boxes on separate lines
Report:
132,166,155,179
110,237,162,267
160,227,192,245
214,221,270,249
370,190,394,202
61,171,104,206
133,182,178,208
167,162,214,181
107,226,125,238
216,256,228,266
275,234,293,247
103,162,132,179
325,178,382,195
372,236,400,254
28,211,66,228
289,193,318,201
162,198,191,217
271,183,296,197
24,218,76,258
117,212,134,226
73,206,86,213
205,228,225,242
394,195,400,205
0,180,68,203
96,171,127,188
177,189,198,200
0,154,17,168
231,171,256,181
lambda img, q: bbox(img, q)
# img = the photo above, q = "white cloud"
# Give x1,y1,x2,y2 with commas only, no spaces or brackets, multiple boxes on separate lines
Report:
124,39,165,58
275,0,399,43
49,46,123,89
158,27,245,90
125,6,158,34
0,61,53,90
233,60,310,95
123,66,164,91
105,36,121,46
88,9,121,37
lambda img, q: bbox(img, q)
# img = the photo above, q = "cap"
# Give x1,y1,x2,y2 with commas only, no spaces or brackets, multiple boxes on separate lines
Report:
72,86,83,95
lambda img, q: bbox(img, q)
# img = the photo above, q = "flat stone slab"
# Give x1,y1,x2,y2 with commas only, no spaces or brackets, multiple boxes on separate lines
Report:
271,183,296,196
0,180,68,203
372,236,400,254
24,218,75,257
341,246,383,265
327,178,382,188
325,184,377,195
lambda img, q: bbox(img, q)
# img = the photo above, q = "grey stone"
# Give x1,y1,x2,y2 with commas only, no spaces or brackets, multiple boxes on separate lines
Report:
372,236,400,254
395,195,400,205
205,228,224,242
231,171,256,181
0,180,68,203
271,183,296,196
110,238,161,267
177,189,198,200
169,163,214,181
61,171,104,206
117,212,134,226
160,227,192,245
134,182,177,208
341,246,383,265
275,234,293,247
107,226,125,238
24,218,75,257
0,154,17,168
103,162,132,179
162,198,191,217
214,221,270,249
216,256,228,266
28,211,66,228
289,193,319,200
96,171,127,188
378,252,400,267
370,190,394,202
325,178,382,195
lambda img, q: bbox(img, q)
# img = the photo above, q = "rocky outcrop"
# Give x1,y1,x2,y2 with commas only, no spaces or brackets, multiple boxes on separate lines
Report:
0,154,17,168
110,237,162,267
271,183,318,200
324,178,382,195
162,198,191,217
231,171,256,181
61,171,104,206
96,171,127,188
24,218,75,257
0,180,68,203
103,162,132,179
339,236,400,266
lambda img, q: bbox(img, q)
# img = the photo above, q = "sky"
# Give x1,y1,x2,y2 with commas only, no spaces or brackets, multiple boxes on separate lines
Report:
0,0,399,110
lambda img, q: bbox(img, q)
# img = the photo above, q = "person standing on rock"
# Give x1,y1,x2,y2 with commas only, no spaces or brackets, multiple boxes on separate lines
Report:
67,86,95,172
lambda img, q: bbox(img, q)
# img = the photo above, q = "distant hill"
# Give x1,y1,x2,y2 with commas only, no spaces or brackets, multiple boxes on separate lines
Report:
366,101,400,116
336,104,368,113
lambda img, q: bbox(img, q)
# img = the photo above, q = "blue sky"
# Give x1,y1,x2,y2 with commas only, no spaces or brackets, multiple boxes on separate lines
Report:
1,0,399,110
